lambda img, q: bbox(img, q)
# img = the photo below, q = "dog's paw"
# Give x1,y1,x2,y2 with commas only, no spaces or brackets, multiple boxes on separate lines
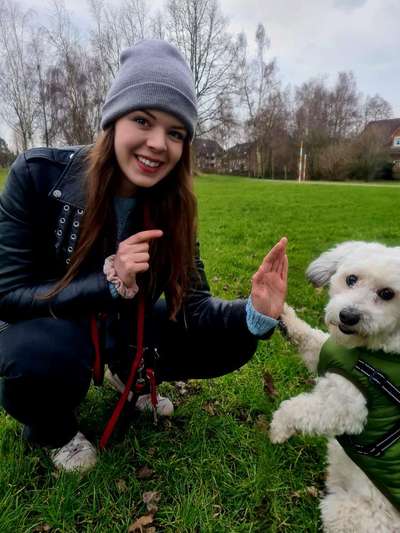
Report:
269,408,295,443
280,303,297,325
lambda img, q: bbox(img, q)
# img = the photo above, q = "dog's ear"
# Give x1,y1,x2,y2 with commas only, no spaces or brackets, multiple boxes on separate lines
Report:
306,241,368,287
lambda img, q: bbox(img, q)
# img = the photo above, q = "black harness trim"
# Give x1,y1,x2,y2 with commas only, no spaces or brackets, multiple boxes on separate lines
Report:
344,359,400,457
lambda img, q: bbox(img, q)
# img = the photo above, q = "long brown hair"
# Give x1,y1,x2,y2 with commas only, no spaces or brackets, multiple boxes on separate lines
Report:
48,126,198,318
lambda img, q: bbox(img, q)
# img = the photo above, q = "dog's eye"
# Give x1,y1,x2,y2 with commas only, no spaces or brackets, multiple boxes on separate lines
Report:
378,288,395,301
346,275,358,287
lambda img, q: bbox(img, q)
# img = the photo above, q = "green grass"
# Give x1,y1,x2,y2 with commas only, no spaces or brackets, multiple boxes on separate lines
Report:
0,168,7,188
1,172,400,532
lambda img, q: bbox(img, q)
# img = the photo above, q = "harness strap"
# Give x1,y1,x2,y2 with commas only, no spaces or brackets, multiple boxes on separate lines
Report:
345,422,400,457
347,359,400,457
355,359,400,407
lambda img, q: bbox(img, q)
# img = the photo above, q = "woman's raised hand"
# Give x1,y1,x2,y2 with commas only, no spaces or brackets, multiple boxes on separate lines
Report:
114,229,163,288
250,237,288,319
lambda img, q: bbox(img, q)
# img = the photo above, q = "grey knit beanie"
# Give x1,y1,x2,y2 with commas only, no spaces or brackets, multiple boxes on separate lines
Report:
101,39,198,140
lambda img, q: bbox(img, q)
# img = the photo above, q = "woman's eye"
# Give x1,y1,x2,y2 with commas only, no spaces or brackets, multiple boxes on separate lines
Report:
378,288,395,301
134,117,148,126
169,130,185,141
346,275,358,287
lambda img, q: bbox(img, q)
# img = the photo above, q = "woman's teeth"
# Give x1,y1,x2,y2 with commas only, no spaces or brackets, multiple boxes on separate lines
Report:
136,155,162,168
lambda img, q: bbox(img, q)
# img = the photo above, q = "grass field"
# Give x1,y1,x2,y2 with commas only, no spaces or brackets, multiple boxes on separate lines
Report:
1,168,400,532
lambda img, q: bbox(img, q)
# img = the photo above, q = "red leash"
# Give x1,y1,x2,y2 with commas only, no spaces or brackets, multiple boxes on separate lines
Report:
99,292,146,449
90,203,158,449
91,315,104,385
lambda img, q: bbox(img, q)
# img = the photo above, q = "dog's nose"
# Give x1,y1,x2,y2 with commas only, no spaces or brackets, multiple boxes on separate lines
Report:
339,308,360,326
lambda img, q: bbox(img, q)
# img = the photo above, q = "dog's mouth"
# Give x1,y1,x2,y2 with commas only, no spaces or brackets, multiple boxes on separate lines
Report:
329,321,358,335
338,323,356,335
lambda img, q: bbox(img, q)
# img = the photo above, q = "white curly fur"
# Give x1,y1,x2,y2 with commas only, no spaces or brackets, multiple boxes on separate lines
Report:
271,241,400,532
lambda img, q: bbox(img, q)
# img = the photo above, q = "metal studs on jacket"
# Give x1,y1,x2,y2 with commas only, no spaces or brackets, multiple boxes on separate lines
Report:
54,204,85,265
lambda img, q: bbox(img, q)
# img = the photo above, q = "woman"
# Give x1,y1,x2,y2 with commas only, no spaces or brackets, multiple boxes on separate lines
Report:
0,40,288,472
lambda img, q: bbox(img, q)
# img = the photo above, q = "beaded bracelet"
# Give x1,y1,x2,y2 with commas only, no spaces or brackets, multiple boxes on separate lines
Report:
103,254,139,299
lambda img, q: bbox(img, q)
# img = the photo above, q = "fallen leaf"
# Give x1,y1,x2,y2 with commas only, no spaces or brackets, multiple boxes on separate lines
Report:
175,381,188,395
143,491,161,514
212,504,222,518
203,402,216,416
263,371,278,398
147,448,156,456
116,479,128,492
186,381,202,394
128,514,154,532
137,466,154,480
33,525,52,533
254,414,269,434
161,419,172,430
306,485,320,498
290,490,301,499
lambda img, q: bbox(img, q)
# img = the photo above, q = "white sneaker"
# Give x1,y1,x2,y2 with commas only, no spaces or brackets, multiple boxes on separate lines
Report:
105,368,174,417
135,393,174,417
50,432,97,472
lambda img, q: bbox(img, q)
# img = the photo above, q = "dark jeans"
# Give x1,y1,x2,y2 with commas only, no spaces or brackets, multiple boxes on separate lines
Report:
0,301,257,448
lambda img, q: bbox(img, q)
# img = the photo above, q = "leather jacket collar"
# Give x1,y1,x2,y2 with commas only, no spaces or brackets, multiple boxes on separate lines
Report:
48,145,91,210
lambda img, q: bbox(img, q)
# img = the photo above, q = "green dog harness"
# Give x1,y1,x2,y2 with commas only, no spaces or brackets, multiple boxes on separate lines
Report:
318,338,400,510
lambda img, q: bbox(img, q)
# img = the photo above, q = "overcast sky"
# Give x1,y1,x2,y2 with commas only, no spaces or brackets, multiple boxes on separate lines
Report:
1,0,399,142
223,0,399,113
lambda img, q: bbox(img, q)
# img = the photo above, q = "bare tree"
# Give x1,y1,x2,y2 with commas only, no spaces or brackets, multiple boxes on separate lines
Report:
348,127,392,181
120,0,149,42
166,0,237,135
318,142,352,181
235,24,281,175
150,9,166,40
363,94,393,126
0,0,38,150
44,0,103,144
88,0,152,78
236,25,277,122
293,73,361,179
88,0,122,80
328,71,361,139
254,87,292,178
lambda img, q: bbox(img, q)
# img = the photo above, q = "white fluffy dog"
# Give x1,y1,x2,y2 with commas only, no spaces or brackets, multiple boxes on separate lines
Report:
270,241,400,532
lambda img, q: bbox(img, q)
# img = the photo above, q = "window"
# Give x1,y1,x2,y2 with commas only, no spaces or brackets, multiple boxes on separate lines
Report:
393,136,400,147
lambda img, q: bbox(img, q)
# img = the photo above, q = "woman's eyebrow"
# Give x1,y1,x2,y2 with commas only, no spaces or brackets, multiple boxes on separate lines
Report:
140,109,186,131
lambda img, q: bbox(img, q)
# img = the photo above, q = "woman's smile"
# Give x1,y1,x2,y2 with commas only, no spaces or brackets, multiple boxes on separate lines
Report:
134,154,164,173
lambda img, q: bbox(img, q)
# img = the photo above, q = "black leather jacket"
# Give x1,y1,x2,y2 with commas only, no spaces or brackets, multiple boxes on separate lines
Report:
0,146,258,340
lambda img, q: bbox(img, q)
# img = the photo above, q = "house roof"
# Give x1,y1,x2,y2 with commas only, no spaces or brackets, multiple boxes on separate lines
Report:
364,118,400,142
193,138,224,156
224,142,254,158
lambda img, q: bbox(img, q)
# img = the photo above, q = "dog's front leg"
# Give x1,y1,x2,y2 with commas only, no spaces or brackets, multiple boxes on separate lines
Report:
269,372,368,443
280,303,329,372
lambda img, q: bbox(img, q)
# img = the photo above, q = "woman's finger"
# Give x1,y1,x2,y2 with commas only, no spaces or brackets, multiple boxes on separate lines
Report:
131,252,150,264
280,254,288,281
124,229,163,245
260,237,287,273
